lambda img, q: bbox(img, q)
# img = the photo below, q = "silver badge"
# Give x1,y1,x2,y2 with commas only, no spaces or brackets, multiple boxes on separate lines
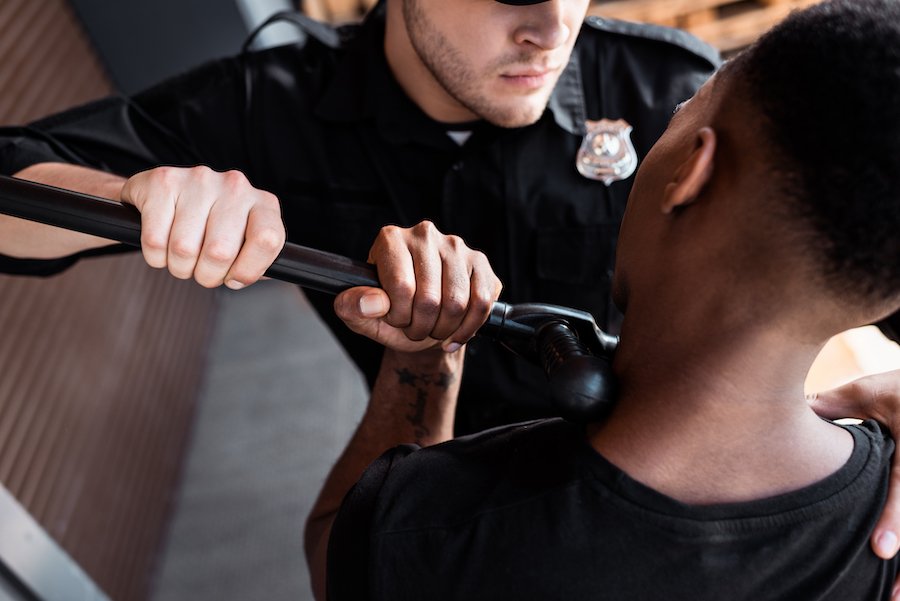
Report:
576,119,638,186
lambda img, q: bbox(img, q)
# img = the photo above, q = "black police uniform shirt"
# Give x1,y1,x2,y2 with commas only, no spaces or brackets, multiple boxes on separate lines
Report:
327,418,899,601
0,4,729,433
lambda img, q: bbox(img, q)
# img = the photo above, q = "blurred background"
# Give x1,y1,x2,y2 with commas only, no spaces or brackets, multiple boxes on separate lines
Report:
0,1,895,600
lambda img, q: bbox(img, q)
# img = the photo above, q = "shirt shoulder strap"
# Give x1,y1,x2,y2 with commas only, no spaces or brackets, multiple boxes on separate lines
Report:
242,10,342,54
583,16,721,68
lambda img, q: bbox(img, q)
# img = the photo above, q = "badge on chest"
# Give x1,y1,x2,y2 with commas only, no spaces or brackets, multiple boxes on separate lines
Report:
576,119,638,186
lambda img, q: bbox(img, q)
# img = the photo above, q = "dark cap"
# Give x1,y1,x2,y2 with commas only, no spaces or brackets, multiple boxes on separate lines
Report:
495,0,550,4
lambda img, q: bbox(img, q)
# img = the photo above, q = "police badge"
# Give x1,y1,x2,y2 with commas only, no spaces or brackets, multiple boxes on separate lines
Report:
576,119,638,186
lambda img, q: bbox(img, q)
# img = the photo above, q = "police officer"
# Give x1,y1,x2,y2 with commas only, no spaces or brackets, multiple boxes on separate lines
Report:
0,0,725,432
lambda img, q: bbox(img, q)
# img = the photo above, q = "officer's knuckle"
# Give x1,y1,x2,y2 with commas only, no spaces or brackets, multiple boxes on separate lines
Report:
380,224,400,238
258,191,281,212
474,253,495,274
203,241,235,264
412,220,437,238
149,166,179,188
446,234,466,251
228,266,257,285
143,255,166,270
169,269,193,281
484,280,503,303
416,291,441,315
169,240,198,260
443,293,468,318
493,276,504,296
376,225,401,248
194,274,223,289
189,165,213,180
387,279,416,300
141,232,168,253
222,169,249,189
252,227,285,253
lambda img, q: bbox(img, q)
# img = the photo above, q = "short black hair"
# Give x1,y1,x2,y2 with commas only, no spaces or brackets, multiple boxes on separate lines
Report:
731,0,900,303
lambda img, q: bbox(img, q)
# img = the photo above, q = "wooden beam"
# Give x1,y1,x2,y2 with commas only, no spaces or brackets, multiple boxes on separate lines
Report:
589,0,736,24
687,0,821,51
589,0,825,52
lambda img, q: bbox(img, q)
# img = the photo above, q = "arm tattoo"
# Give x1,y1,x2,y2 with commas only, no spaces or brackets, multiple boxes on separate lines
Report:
395,367,455,442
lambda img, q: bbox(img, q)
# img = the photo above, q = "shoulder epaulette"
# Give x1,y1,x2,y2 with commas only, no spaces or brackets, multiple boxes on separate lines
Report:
584,15,721,68
243,11,341,54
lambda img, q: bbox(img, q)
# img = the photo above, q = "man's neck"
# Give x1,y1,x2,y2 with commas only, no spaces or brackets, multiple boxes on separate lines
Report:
589,301,854,505
383,0,479,124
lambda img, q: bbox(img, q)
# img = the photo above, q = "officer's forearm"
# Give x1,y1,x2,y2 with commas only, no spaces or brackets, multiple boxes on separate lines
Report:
1,162,125,258
304,347,463,599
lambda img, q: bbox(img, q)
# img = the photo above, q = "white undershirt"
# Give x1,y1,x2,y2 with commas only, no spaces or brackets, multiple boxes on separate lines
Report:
446,130,473,146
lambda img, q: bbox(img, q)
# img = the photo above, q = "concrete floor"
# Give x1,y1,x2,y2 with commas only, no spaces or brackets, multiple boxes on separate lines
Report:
150,280,368,601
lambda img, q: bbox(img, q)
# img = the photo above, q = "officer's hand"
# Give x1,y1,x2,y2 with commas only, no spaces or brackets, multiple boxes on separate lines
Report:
808,369,900,588
334,221,502,353
120,166,285,289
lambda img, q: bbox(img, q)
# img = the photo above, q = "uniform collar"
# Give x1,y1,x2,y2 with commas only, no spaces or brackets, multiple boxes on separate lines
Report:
315,3,587,139
314,5,384,125
548,50,587,136
316,4,455,149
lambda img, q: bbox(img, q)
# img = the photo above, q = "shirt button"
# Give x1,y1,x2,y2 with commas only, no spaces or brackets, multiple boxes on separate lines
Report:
452,161,463,172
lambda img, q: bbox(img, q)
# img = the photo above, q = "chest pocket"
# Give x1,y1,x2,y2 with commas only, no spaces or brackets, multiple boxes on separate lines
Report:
282,178,396,261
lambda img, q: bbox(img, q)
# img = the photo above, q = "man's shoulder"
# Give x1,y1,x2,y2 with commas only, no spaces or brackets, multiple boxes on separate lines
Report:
371,419,588,531
243,20,352,65
578,15,721,69
394,418,582,474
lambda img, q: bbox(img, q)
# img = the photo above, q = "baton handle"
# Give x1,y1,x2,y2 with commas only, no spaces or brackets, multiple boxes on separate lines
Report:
0,175,380,295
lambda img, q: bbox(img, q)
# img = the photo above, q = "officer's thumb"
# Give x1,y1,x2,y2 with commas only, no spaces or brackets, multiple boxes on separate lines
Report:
334,287,391,328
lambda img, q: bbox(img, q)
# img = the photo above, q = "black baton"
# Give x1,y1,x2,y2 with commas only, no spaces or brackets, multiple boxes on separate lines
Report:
0,175,618,421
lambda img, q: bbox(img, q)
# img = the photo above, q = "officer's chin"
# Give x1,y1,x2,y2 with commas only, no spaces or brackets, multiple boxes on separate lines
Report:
483,103,548,129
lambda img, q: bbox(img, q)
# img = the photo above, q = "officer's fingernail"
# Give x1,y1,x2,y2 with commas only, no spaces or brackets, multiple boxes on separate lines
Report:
225,279,245,290
443,341,462,353
877,530,898,557
359,293,386,317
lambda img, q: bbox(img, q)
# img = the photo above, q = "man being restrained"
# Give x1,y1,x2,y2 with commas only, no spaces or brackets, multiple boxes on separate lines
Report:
308,1,900,598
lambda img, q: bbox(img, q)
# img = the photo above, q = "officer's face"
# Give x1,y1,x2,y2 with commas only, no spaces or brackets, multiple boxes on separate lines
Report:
400,0,589,127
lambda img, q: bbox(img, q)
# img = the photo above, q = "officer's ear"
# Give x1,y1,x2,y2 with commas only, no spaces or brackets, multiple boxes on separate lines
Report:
661,127,716,214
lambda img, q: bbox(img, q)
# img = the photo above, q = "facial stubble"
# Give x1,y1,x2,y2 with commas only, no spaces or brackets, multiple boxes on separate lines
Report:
402,0,556,128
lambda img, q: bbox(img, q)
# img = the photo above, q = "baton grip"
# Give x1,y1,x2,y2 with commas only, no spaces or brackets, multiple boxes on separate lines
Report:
0,175,381,295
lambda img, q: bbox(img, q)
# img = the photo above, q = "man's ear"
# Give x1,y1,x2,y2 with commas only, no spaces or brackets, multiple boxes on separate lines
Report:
662,127,717,214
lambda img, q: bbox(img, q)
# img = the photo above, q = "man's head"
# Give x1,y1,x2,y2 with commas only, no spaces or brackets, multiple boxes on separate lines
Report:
613,0,900,337
384,0,590,127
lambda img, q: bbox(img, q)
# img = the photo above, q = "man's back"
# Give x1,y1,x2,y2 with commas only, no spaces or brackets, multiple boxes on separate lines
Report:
329,419,897,600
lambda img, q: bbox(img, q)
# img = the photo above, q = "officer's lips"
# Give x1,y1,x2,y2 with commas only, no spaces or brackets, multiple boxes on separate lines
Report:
499,65,561,90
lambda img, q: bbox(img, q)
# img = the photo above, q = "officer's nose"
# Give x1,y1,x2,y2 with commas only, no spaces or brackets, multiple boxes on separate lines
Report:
512,0,571,50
